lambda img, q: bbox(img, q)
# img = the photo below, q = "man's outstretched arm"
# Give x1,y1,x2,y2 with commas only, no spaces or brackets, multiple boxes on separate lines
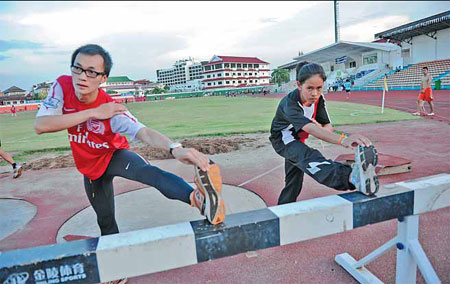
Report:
135,127,210,171
34,102,127,134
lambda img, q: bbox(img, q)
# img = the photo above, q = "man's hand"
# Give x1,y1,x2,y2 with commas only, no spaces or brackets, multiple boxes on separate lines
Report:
91,102,127,120
341,134,372,149
172,147,210,171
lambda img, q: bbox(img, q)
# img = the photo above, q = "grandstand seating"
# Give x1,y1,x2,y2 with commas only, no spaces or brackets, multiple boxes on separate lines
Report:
439,72,450,87
271,80,297,93
355,69,374,79
362,59,450,90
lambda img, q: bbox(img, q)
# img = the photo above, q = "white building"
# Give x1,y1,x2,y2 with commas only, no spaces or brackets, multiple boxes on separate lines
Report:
279,41,401,86
374,11,450,65
3,86,26,96
202,55,271,90
157,58,204,86
101,76,135,95
169,79,203,92
100,77,161,97
278,10,450,89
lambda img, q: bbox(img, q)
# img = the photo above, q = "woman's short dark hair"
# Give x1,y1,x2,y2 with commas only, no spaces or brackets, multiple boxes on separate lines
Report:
71,44,113,76
296,62,327,84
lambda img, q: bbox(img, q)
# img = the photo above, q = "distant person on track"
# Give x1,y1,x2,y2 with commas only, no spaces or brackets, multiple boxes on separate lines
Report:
269,62,379,205
344,79,351,100
34,45,225,243
11,105,17,117
0,139,22,179
413,66,435,116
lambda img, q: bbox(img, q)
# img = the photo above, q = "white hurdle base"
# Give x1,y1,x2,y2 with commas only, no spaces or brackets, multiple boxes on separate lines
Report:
335,215,441,284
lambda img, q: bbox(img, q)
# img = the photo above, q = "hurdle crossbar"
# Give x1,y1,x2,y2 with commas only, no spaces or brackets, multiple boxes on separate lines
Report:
1,174,449,284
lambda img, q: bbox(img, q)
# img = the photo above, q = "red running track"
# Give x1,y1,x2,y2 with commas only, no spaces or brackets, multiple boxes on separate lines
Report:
326,90,450,123
266,90,450,122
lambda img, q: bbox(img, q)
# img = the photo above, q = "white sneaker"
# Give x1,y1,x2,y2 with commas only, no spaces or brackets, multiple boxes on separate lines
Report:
350,146,379,196
13,164,23,179
427,112,435,116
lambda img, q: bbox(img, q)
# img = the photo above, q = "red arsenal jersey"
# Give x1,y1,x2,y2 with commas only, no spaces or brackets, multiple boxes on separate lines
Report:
39,75,135,179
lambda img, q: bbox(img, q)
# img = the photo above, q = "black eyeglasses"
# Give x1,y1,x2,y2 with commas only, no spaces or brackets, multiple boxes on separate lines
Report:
71,65,106,78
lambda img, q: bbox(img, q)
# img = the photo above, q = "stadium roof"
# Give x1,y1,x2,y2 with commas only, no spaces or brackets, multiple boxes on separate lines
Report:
278,41,400,69
206,55,269,65
107,76,133,83
3,86,26,94
375,10,450,43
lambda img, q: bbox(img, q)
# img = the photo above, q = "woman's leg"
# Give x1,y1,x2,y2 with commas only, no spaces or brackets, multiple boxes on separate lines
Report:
284,141,353,191
278,159,305,205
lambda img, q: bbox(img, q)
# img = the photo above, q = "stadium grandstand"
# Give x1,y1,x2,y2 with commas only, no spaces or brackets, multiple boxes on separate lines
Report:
361,59,450,90
279,10,450,91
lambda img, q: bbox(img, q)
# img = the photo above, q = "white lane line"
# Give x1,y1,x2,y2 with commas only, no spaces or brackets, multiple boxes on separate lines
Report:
238,163,284,187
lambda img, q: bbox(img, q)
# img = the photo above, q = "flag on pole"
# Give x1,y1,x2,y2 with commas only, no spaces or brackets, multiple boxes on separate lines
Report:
381,76,387,114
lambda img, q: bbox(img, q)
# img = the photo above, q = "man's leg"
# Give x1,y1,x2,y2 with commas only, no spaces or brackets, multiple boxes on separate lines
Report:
106,149,226,224
84,176,119,235
106,149,192,204
413,99,424,115
0,146,15,165
0,146,22,178
278,159,304,205
428,100,435,115
284,141,353,191
417,99,424,112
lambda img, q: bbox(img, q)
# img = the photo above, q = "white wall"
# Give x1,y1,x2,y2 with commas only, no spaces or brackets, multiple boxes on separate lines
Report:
412,34,437,63
411,28,450,63
289,69,296,81
389,48,403,69
436,28,450,60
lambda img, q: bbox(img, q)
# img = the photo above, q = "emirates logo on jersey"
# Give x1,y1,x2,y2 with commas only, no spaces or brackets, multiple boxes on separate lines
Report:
86,119,105,135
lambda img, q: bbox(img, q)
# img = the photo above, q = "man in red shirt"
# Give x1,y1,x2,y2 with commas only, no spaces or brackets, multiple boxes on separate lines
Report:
413,66,435,116
11,105,16,117
34,44,225,239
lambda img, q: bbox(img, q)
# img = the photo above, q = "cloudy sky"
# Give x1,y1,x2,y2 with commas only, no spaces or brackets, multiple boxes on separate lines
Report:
0,1,448,92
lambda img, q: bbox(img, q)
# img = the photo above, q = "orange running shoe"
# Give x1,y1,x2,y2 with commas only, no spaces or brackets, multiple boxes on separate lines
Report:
193,160,226,225
190,177,206,215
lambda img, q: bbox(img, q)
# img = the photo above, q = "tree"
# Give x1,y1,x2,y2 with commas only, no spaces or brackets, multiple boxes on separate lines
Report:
271,68,290,87
36,89,48,100
152,87,163,94
163,85,170,92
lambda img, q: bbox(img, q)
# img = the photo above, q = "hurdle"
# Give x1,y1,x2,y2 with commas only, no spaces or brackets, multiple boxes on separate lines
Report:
1,174,449,284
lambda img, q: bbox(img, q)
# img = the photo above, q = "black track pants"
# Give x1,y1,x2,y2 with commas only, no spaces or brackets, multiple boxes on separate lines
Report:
84,149,193,235
276,140,353,205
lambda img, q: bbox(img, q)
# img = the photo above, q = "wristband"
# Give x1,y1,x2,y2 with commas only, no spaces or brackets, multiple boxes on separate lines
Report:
337,134,347,145
169,142,182,157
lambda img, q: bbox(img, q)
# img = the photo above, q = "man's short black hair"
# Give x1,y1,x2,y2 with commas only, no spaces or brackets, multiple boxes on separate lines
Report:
423,66,428,71
71,44,113,76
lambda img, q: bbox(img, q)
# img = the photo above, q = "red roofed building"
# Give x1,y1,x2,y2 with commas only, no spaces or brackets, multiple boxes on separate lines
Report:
202,55,270,89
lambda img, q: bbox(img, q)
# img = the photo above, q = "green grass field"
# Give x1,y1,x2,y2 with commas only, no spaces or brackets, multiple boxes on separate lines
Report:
0,96,420,164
